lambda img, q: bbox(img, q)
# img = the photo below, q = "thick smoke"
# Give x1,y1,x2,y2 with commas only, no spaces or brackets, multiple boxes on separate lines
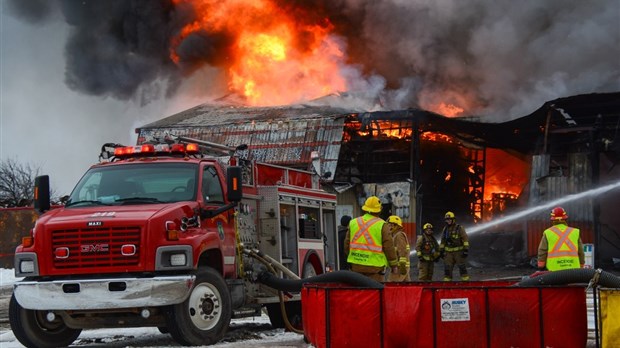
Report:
299,0,620,119
7,0,620,119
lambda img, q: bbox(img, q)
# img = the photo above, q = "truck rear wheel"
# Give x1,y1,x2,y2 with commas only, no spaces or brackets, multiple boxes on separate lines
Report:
165,268,232,346
9,294,82,348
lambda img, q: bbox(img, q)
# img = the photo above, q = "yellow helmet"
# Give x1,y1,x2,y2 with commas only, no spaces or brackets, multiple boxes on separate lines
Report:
362,196,382,213
445,211,455,219
387,215,403,227
423,223,433,230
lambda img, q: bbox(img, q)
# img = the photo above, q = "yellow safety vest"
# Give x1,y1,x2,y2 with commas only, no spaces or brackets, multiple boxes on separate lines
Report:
544,224,580,271
347,214,387,267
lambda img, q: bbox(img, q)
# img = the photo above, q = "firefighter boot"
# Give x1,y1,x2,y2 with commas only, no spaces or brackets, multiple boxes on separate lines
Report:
459,264,469,281
443,268,452,281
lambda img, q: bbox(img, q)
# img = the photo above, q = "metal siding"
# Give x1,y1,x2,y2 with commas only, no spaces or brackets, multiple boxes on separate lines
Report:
527,153,594,223
529,155,550,207
567,153,593,221
336,190,362,218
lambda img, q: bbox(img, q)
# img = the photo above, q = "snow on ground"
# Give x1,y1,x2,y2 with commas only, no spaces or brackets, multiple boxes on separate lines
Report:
0,268,312,348
0,268,21,287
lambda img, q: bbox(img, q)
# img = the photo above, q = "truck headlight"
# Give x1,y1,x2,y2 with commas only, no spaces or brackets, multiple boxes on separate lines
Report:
170,253,187,266
14,252,39,277
20,260,35,273
155,245,192,270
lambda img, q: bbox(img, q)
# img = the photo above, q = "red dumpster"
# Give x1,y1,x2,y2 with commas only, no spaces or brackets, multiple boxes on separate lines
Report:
301,281,587,348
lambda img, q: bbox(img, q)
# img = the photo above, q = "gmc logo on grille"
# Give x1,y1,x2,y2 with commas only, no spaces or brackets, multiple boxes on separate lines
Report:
80,244,109,253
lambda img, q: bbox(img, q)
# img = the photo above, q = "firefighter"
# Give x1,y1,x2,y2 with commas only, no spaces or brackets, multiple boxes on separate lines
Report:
344,196,399,282
537,207,585,271
337,215,352,270
439,211,470,281
416,223,440,281
387,215,411,282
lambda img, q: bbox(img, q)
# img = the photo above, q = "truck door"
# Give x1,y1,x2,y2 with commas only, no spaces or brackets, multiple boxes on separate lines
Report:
200,165,236,276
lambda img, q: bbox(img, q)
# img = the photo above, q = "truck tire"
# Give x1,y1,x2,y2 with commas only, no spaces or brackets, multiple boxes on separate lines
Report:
164,268,232,346
9,294,82,348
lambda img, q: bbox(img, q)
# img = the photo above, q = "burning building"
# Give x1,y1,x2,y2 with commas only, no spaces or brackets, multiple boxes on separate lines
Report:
136,92,620,267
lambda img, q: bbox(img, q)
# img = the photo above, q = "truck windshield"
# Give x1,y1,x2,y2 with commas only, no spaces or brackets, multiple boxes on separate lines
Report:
66,162,198,207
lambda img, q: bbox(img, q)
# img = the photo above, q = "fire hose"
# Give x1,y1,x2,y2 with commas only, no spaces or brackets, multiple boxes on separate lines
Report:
245,250,304,334
245,249,384,334
516,268,620,288
257,269,384,292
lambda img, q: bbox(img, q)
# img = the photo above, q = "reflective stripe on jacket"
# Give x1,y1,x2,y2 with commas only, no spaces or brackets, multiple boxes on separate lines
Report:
348,214,387,267
544,225,580,271
392,229,411,267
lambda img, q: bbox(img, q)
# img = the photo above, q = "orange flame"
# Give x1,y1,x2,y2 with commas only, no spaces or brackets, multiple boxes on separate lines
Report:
421,131,454,143
483,148,530,202
170,0,347,106
433,102,465,117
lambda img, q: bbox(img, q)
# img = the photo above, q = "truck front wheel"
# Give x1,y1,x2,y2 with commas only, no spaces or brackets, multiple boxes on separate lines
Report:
165,268,232,346
9,294,82,348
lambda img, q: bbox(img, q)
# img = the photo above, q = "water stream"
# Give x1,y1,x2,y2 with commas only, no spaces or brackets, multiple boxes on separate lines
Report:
467,179,620,235
409,179,620,256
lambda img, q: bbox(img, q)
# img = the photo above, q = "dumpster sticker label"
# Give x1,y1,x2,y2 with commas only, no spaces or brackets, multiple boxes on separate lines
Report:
440,298,471,321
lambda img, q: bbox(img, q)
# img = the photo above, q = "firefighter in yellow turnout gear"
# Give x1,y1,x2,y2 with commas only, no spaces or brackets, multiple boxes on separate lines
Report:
387,215,411,282
416,223,440,281
344,196,399,282
439,212,470,281
537,206,585,271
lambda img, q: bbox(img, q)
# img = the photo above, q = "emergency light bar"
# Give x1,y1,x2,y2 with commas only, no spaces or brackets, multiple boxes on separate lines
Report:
113,143,199,158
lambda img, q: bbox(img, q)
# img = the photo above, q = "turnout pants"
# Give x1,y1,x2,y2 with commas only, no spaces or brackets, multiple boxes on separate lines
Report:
417,260,435,281
443,251,469,281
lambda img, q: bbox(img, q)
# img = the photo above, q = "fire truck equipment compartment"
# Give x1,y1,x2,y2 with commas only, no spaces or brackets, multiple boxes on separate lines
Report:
302,281,587,348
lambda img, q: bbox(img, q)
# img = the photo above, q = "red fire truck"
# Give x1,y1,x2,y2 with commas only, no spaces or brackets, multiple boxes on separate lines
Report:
9,138,337,347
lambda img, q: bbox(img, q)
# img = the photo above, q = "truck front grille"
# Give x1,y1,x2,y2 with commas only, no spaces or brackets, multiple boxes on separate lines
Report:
51,227,141,269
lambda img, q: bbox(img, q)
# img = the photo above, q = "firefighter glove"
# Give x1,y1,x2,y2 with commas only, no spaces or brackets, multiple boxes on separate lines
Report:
462,250,469,258
439,250,445,259
398,262,408,275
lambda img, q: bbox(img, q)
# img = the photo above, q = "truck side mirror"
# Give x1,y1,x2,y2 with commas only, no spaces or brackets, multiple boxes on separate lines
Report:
226,166,242,202
34,175,51,213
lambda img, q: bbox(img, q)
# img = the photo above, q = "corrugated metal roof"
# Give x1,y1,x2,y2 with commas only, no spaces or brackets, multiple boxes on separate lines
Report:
141,103,355,128
137,103,350,181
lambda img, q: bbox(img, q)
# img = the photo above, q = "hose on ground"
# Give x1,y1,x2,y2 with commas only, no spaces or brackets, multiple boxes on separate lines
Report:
516,268,620,288
246,250,304,334
257,270,385,293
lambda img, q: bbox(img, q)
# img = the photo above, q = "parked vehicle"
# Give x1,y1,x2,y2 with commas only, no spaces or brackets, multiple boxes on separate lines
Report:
9,137,337,347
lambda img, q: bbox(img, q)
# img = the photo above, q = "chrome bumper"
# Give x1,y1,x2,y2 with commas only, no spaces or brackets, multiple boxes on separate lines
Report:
13,275,195,310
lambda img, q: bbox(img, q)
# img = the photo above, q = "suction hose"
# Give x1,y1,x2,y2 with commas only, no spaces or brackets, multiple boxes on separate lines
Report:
516,268,620,288
257,270,385,292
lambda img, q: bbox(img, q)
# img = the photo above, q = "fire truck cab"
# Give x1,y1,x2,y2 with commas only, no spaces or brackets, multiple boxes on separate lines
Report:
10,139,337,347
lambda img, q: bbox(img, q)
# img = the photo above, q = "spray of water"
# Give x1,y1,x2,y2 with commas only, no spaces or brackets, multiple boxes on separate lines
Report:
409,179,620,257
466,180,620,235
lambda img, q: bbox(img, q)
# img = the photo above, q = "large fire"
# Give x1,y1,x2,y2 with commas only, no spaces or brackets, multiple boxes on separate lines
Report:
483,148,529,202
170,0,347,106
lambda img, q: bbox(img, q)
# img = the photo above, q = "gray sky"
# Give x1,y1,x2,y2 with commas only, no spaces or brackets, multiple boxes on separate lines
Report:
0,3,213,195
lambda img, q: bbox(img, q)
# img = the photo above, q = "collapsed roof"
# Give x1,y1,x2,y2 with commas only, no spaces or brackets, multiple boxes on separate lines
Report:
137,92,620,181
